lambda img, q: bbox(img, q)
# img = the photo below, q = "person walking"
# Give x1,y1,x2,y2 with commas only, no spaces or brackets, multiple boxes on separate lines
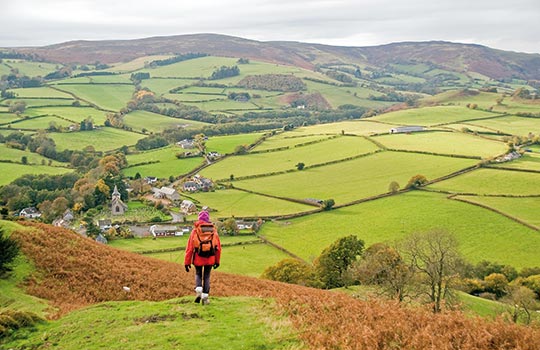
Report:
184,209,221,305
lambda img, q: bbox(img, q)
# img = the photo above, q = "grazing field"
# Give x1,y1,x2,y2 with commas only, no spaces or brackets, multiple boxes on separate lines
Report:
138,56,239,78
0,144,66,166
53,84,134,111
0,113,24,125
454,195,540,228
304,80,391,109
205,132,265,155
123,110,208,133
123,146,204,178
253,134,333,151
200,135,381,181
54,74,133,84
491,148,540,171
427,168,540,195
373,131,507,158
284,120,399,136
232,151,477,205
371,105,499,126
8,87,74,98
181,98,260,112
10,98,78,107
2,60,58,77
259,191,540,268
421,90,501,110
187,188,315,217
141,78,198,95
25,106,108,124
9,115,74,130
491,97,540,114
107,55,173,72
49,127,146,152
0,163,72,186
466,115,540,137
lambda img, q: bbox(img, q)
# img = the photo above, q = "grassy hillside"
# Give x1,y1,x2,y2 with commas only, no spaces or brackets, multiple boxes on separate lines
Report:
3,221,540,350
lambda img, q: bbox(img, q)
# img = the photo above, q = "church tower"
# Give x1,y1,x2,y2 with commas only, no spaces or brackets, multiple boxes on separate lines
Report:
111,185,127,215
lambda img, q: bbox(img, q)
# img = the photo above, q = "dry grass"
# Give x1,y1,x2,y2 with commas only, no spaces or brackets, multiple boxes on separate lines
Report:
13,222,540,349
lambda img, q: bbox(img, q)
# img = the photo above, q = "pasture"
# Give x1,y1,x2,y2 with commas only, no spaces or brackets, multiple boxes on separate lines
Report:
232,151,478,205
466,115,540,137
10,98,77,108
142,78,201,95
107,55,173,72
491,147,540,171
259,191,540,268
0,143,67,166
124,146,204,178
200,135,381,181
8,87,73,98
205,132,265,155
0,113,23,125
0,162,72,186
53,84,134,111
9,115,74,130
427,168,540,195
454,195,540,228
49,127,146,152
373,131,507,158
252,134,333,152
371,105,499,126
54,74,133,84
186,188,315,218
421,90,501,110
123,110,208,133
1,60,58,77
288,120,400,136
25,106,108,124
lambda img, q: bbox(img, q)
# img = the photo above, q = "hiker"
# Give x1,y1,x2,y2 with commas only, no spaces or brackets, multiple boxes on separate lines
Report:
184,209,221,305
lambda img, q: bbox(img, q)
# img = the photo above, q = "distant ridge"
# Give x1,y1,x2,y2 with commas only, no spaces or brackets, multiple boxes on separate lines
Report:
7,33,540,80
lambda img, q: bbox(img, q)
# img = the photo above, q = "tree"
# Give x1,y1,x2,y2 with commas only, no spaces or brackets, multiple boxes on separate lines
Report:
352,243,413,301
503,285,537,324
388,181,400,193
314,235,364,289
400,229,464,313
0,228,20,275
405,174,428,189
220,217,238,235
321,199,335,210
296,162,305,170
21,156,28,165
262,258,320,287
483,273,509,298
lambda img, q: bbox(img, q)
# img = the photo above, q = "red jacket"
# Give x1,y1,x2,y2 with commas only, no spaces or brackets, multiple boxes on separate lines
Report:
184,220,221,266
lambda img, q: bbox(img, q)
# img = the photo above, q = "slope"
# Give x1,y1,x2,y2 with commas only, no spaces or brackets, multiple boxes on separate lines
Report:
5,221,540,349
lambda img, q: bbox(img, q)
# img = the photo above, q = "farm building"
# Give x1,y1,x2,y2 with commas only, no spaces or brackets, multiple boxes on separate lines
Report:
98,219,112,231
153,186,181,201
180,200,197,214
389,126,425,134
150,224,187,237
144,176,158,184
177,139,196,149
19,207,41,219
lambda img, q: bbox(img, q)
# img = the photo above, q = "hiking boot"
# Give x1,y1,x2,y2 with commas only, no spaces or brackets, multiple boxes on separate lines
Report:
194,287,203,303
201,293,209,305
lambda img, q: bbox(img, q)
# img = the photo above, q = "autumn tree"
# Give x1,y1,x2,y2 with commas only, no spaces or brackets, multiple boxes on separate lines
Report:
400,229,464,312
351,243,413,301
405,174,428,189
314,235,364,289
503,285,537,324
262,258,320,287
388,181,400,193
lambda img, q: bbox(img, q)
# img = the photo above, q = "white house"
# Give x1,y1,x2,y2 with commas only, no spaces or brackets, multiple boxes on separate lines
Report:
180,200,197,214
19,207,41,219
389,126,425,134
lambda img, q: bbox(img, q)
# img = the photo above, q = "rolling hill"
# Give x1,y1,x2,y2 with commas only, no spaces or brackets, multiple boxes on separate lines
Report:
9,33,540,80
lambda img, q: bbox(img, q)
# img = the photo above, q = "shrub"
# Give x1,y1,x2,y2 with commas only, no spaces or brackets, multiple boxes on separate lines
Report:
0,228,19,275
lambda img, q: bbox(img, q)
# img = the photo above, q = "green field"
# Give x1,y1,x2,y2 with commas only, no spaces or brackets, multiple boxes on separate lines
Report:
49,127,146,152
9,115,74,130
290,120,401,136
253,134,333,151
205,133,265,155
232,151,477,205
8,87,74,98
142,78,201,95
0,144,67,166
454,195,540,228
0,113,23,125
107,55,174,72
54,74,133,84
124,110,208,133
427,168,540,195
187,188,315,217
200,135,381,181
0,162,72,186
259,191,540,268
1,60,58,77
372,106,499,126
373,131,507,158
492,148,540,171
421,91,502,110
124,146,204,178
466,115,540,137
25,106,108,124
53,84,135,111
9,98,78,108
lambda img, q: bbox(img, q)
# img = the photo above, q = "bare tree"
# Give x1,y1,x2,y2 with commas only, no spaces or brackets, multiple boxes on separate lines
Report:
503,285,537,324
400,229,463,313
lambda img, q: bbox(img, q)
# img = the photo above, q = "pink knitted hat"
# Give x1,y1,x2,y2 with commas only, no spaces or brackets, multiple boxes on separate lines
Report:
198,210,210,222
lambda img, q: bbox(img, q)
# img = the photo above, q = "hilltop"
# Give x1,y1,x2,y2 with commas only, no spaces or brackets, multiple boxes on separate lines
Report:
9,33,540,80
2,221,540,349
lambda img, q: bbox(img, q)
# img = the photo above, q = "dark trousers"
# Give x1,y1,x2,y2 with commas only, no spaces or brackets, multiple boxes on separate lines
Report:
195,265,212,293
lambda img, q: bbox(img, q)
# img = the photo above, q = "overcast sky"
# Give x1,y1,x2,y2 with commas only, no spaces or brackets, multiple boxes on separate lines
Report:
2,0,540,54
